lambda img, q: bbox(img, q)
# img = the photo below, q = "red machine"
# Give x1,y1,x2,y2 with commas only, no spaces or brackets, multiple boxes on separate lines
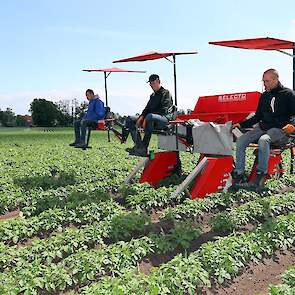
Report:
125,91,262,198
125,89,295,198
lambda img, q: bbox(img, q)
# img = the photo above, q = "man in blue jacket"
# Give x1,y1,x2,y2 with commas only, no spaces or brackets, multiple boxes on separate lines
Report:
70,89,105,148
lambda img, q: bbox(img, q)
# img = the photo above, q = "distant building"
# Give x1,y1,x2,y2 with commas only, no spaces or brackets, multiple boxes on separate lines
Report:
16,115,33,127
24,115,33,127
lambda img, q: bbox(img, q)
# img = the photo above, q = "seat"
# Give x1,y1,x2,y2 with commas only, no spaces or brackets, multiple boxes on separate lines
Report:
84,107,112,149
248,133,295,178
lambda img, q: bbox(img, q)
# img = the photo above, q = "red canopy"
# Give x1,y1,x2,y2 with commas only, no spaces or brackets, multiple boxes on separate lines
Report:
209,37,294,50
113,51,198,63
113,50,197,108
82,67,145,73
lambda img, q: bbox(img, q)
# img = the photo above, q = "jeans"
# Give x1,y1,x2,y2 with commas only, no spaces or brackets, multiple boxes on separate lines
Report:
74,119,96,144
124,113,169,148
235,125,288,174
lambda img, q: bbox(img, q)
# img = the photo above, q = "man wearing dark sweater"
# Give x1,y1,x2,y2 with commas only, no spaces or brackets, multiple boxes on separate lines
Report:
232,69,295,189
122,74,174,157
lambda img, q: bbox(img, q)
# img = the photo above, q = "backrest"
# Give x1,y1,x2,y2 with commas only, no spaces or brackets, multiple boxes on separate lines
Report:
104,106,111,118
170,105,177,120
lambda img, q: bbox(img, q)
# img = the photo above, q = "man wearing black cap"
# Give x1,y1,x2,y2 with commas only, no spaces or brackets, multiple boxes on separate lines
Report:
122,74,174,156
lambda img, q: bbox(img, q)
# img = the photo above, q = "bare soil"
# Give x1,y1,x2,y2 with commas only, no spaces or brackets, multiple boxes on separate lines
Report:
0,208,20,220
204,248,295,295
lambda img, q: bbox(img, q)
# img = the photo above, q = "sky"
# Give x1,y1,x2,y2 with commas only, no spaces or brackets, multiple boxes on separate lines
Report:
1,0,295,115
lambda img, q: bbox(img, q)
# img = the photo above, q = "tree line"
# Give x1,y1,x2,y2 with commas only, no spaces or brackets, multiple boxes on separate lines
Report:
1,97,185,128
0,98,87,127
0,108,29,127
29,98,87,127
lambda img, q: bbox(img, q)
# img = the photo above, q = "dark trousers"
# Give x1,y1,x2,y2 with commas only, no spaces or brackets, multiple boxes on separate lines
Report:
74,119,96,144
123,113,168,148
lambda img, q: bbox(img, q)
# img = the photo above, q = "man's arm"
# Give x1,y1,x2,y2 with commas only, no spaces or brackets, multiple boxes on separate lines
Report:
238,95,264,129
233,113,260,130
161,90,173,109
141,94,160,117
282,123,295,134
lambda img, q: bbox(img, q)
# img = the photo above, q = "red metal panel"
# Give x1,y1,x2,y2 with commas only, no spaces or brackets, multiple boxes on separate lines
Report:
190,156,233,199
178,91,260,123
209,37,294,50
249,151,284,181
140,151,180,186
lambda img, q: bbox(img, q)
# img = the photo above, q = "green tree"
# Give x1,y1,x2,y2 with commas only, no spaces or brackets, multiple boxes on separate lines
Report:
30,99,62,127
0,108,16,127
56,99,73,126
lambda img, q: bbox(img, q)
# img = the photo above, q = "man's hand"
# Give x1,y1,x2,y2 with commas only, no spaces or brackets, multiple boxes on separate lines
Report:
282,124,295,135
233,123,241,129
136,116,144,127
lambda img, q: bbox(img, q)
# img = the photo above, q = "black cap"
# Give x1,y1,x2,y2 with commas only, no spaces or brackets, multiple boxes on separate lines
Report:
147,74,160,83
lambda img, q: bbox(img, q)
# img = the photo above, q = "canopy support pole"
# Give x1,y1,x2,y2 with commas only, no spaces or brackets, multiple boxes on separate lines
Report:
104,72,110,142
172,54,179,150
173,54,177,107
276,49,295,58
124,157,149,184
170,157,208,199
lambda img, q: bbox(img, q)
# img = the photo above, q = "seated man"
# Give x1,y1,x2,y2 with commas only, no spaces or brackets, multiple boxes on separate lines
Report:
70,89,105,148
122,74,174,157
232,69,295,190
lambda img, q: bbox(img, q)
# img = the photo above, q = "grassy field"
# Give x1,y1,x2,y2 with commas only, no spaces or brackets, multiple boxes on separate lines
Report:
0,128,294,295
